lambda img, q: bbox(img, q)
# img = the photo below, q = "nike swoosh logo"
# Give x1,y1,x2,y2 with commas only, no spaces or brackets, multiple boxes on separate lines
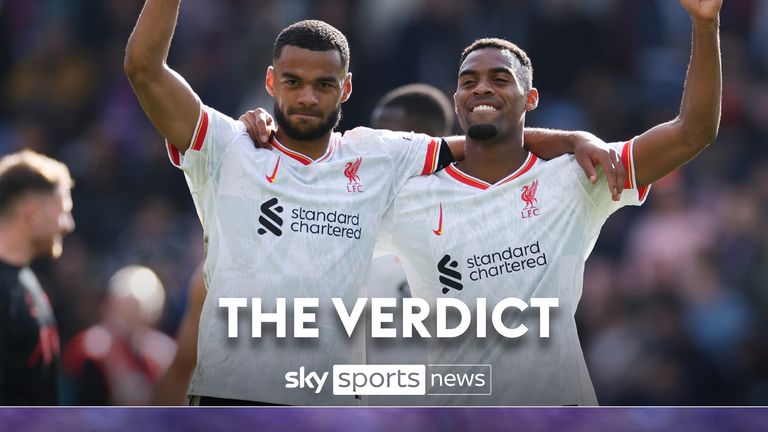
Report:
433,203,443,236
266,156,280,183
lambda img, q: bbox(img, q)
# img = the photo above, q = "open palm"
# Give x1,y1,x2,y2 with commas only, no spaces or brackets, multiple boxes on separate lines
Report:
679,0,723,20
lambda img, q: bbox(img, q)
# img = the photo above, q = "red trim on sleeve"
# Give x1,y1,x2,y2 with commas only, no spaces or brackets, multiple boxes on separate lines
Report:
190,111,209,151
166,142,182,167
621,140,634,190
638,184,650,201
421,139,439,175
621,138,651,201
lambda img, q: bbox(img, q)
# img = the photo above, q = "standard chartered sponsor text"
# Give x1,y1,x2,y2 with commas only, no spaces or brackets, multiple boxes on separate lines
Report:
467,241,547,281
290,207,361,239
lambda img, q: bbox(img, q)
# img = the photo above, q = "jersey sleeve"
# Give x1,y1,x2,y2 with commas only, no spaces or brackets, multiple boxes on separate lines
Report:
164,105,248,192
571,138,650,215
366,128,445,190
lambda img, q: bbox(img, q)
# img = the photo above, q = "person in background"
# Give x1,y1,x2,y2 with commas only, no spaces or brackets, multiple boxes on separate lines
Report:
63,265,176,405
0,150,75,405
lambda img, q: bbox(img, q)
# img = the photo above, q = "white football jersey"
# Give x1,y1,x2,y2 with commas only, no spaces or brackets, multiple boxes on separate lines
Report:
167,106,442,405
377,140,649,405
364,255,428,405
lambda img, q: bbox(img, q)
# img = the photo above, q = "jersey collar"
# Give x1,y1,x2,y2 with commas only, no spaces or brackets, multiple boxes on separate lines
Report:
269,133,339,165
445,152,538,190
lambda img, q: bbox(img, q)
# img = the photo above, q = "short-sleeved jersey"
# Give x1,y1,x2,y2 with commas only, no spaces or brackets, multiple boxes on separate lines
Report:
166,106,443,405
0,261,60,405
377,140,650,405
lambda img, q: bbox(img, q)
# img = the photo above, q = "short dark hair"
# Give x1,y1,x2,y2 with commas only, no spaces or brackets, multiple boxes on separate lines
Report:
372,84,454,136
460,38,533,90
273,20,350,72
0,150,72,216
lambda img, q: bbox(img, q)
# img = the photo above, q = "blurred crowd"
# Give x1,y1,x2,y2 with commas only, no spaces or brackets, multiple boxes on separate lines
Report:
1,0,767,405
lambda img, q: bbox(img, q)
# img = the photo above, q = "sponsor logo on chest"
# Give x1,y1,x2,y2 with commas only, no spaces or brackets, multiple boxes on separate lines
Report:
257,197,363,240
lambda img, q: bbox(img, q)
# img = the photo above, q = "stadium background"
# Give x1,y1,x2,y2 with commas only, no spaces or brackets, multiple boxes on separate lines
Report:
1,0,767,405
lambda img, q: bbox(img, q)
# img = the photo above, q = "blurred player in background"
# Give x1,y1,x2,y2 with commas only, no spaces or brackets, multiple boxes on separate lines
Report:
370,84,455,137
63,265,175,405
376,0,722,405
0,150,74,405
125,0,623,405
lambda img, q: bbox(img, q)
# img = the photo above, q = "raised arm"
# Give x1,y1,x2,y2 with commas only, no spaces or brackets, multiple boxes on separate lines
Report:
633,0,722,185
124,0,200,151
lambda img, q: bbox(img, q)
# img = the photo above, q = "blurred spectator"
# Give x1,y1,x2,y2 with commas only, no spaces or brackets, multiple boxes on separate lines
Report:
63,265,175,405
0,149,74,405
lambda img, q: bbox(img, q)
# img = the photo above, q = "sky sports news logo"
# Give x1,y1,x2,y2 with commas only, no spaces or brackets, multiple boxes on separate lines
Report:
257,197,362,239
285,364,491,397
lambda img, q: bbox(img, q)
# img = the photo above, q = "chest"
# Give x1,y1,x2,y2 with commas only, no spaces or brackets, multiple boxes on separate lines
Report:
217,149,394,212
398,175,585,251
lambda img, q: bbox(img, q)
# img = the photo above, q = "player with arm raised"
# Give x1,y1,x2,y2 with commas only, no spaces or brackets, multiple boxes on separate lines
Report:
375,0,721,405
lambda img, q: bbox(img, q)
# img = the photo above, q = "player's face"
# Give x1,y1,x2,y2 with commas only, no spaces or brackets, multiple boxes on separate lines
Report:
267,45,352,141
454,48,537,141
31,186,74,259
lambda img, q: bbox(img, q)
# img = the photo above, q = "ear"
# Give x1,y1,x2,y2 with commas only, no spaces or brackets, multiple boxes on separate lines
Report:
265,66,275,97
340,72,353,103
453,92,459,117
525,88,539,111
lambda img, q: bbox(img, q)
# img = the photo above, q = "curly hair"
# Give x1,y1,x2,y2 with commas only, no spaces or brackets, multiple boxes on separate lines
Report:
273,20,350,72
460,38,533,90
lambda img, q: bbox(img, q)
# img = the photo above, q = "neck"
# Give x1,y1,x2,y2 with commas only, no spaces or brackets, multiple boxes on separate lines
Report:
275,130,333,161
456,126,528,184
0,223,34,266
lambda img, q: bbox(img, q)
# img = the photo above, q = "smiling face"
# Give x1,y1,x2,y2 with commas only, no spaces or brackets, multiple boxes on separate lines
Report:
266,45,352,141
454,48,538,141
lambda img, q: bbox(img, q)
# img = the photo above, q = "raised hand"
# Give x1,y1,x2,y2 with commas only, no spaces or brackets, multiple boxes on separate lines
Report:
679,0,723,22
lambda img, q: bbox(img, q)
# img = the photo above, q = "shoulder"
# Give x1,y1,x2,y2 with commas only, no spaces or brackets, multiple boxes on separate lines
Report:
342,127,390,141
0,267,20,289
396,170,447,202
199,105,249,144
342,127,430,148
532,154,584,185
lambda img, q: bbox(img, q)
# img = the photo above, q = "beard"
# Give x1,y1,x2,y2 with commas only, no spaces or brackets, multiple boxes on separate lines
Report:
466,124,499,141
274,102,342,141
